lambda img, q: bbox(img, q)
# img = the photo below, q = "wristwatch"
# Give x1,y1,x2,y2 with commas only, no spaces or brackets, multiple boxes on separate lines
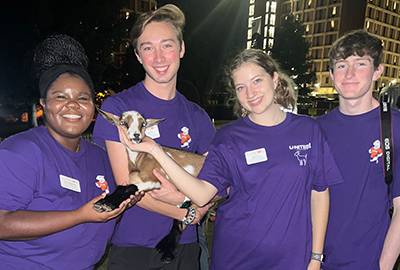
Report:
177,196,192,209
310,252,325,263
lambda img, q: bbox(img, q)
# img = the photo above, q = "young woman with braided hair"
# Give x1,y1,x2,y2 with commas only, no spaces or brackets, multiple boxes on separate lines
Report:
0,34,142,269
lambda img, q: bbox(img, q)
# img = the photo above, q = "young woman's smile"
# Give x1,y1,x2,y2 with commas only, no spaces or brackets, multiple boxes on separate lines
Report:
40,73,94,143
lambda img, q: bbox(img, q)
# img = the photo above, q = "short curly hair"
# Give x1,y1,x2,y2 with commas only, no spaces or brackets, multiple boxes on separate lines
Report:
329,29,383,73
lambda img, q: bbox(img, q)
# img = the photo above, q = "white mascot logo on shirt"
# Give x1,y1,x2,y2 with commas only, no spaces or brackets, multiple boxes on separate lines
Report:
95,175,110,194
369,139,383,164
177,127,191,148
294,151,307,166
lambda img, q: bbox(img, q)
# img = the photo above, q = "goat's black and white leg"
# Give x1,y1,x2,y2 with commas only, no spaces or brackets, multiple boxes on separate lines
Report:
155,219,183,264
93,184,139,212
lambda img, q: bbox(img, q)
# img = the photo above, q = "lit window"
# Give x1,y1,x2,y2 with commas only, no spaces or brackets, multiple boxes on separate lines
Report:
270,14,276,25
331,20,335,28
248,17,253,28
268,39,274,48
247,41,252,49
248,29,253,40
125,12,130,19
263,38,267,49
366,21,370,29
308,0,312,6
269,26,275,38
249,5,255,16
306,24,310,32
265,14,269,25
332,7,336,15
250,0,255,3
264,26,268,37
271,1,277,13
266,1,270,13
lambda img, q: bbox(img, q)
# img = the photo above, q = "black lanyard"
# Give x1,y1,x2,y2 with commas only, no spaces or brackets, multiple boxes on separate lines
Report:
380,99,394,196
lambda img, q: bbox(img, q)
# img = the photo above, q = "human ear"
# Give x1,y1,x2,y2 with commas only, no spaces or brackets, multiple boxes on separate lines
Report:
135,50,143,64
372,64,383,81
39,98,46,109
329,69,335,80
273,72,279,89
179,41,185,58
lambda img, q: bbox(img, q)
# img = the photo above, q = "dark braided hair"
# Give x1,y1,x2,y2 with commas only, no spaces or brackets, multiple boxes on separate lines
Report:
33,34,89,79
33,34,94,100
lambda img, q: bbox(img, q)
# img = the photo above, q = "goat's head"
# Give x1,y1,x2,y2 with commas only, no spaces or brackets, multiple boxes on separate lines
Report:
97,108,165,143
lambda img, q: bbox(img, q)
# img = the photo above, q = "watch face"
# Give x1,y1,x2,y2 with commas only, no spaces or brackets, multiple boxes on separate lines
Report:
180,200,192,209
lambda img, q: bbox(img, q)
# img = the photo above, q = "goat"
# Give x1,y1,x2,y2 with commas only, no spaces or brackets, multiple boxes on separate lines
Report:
294,150,307,166
93,109,205,264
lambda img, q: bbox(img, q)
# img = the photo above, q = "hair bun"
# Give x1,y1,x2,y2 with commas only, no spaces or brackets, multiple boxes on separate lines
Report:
33,34,89,79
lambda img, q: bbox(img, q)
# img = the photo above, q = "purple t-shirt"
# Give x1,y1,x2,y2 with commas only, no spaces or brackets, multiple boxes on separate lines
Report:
92,81,215,247
197,113,342,270
0,126,116,270
317,107,400,270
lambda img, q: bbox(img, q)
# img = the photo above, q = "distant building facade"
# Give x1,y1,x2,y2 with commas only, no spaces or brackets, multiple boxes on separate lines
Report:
247,0,400,95
111,0,157,68
246,0,279,52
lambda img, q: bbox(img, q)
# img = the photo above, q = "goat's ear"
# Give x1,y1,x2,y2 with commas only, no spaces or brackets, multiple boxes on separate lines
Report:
146,118,166,128
96,108,120,126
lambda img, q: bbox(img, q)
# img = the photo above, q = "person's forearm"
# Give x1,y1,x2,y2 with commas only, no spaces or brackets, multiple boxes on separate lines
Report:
0,209,82,241
136,194,189,220
380,198,400,270
310,189,329,254
150,144,217,206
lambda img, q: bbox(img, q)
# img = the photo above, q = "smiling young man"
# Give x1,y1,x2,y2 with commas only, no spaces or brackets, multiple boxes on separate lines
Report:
317,29,400,270
92,4,215,270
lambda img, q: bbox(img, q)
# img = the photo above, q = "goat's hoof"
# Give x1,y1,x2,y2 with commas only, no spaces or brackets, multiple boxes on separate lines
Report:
93,201,115,212
161,252,175,264
162,258,173,264
155,246,176,264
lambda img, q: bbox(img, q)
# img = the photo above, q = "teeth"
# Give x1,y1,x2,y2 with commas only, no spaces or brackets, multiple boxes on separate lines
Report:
155,66,168,71
62,114,81,119
249,97,262,104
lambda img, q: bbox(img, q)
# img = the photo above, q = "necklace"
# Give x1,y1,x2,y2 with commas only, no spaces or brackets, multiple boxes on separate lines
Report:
75,140,81,153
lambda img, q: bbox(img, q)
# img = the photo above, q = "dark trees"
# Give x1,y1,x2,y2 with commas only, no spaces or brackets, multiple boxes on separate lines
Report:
0,0,130,126
271,14,316,96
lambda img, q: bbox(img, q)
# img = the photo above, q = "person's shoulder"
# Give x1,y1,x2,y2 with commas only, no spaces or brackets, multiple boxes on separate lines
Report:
392,107,400,118
290,112,316,123
102,82,143,109
316,107,338,123
216,118,241,134
178,95,211,120
0,127,46,155
178,94,203,112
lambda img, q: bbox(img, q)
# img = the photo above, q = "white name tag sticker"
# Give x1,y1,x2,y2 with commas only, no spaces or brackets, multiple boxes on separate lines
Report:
245,148,268,165
60,175,81,193
145,125,161,139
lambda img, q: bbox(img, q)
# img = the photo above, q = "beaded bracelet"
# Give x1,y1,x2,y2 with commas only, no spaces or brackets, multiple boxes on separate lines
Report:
310,252,325,263
181,207,195,225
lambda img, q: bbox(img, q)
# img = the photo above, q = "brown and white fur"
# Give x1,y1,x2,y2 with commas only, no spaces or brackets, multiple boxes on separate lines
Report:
96,108,205,264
